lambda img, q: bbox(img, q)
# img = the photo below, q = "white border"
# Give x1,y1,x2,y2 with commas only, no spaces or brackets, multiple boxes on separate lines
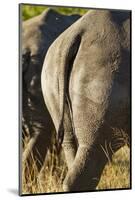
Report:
0,0,134,199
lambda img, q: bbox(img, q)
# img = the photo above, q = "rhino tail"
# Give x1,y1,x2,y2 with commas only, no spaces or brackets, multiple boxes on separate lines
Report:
57,34,82,147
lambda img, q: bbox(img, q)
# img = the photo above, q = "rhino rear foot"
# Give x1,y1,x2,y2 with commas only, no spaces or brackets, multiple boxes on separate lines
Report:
62,145,108,192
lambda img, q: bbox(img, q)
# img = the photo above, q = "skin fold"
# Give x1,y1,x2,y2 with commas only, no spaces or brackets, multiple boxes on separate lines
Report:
41,10,130,191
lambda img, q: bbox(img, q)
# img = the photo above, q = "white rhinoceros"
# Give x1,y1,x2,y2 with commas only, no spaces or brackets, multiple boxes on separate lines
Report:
41,9,130,191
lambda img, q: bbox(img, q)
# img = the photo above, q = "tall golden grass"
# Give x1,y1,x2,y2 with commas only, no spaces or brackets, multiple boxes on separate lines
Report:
22,132,130,195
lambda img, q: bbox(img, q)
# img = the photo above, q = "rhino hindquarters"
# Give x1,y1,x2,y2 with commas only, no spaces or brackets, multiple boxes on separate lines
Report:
41,31,82,145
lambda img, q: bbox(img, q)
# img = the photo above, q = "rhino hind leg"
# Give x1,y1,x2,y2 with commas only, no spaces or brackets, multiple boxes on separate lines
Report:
62,131,77,170
62,94,112,191
63,139,108,192
62,98,77,169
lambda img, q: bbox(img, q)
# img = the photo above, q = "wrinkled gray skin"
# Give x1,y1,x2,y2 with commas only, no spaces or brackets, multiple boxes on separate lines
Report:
22,8,80,170
41,10,130,191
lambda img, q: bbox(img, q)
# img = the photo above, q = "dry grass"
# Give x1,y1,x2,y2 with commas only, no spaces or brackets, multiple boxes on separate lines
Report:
22,138,67,194
97,146,130,190
21,135,130,195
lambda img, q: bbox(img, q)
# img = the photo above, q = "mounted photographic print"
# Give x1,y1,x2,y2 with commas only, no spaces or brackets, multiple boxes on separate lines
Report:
19,3,131,195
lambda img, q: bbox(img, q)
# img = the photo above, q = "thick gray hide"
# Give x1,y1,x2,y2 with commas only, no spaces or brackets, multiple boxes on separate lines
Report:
22,8,80,169
41,10,130,191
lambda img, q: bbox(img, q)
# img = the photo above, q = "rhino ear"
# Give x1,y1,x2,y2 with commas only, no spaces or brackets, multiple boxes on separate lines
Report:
22,49,31,73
